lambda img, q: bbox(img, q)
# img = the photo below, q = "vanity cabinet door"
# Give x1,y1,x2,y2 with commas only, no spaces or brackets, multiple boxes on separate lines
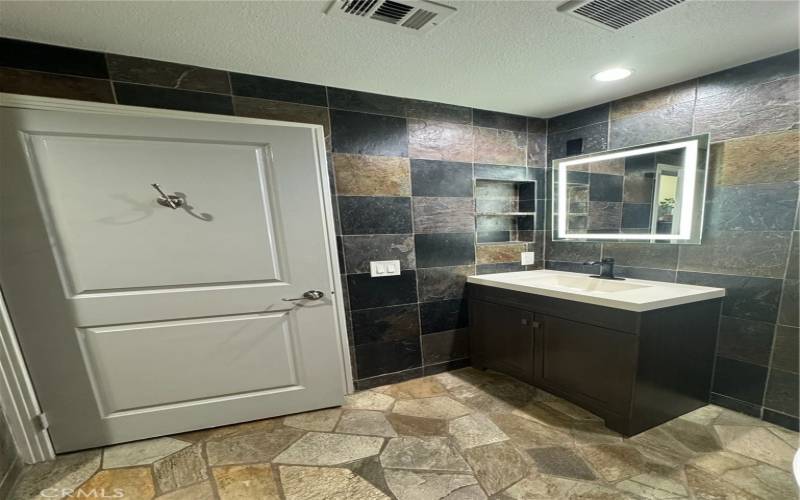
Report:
469,300,535,384
534,314,636,415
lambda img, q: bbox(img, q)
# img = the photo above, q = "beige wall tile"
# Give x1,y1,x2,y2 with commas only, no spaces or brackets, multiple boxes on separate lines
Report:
408,119,473,162
333,154,411,196
474,127,526,166
477,243,525,264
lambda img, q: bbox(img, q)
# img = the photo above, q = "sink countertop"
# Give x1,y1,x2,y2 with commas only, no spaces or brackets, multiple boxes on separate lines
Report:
467,270,725,312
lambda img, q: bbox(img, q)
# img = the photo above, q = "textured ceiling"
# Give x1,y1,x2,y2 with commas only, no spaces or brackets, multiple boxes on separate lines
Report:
0,1,797,117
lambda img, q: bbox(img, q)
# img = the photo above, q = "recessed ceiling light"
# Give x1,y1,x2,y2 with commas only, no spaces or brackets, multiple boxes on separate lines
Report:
593,68,633,82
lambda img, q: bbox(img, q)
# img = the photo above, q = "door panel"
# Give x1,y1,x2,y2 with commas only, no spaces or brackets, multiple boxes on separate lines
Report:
28,134,280,293
80,312,298,415
1,105,346,452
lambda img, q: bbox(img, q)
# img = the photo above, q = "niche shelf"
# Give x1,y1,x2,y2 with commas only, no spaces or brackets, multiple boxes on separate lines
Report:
474,178,537,245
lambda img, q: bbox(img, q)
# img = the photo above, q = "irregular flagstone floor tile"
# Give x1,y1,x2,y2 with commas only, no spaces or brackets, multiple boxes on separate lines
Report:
205,427,303,466
152,443,208,493
211,464,281,499
511,402,575,429
714,425,795,471
578,444,647,482
628,427,697,465
11,449,101,500
527,446,596,481
393,396,472,420
769,425,800,447
615,472,688,499
279,465,389,500
380,436,470,472
383,469,484,500
284,408,342,432
448,384,517,414
462,440,530,495
661,418,721,453
174,417,282,443
690,450,796,499
500,471,583,499
346,456,393,497
684,466,759,500
375,377,448,399
449,413,508,450
678,405,724,426
274,431,384,466
344,391,396,411
68,467,154,499
155,480,216,499
102,437,190,469
386,413,448,437
491,412,572,448
336,410,398,437
570,421,623,446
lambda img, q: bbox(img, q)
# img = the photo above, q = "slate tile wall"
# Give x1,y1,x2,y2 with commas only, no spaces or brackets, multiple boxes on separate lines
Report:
0,37,547,392
545,50,800,429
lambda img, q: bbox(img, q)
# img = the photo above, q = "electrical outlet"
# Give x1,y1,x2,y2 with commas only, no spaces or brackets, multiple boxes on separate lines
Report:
370,260,401,277
521,252,535,266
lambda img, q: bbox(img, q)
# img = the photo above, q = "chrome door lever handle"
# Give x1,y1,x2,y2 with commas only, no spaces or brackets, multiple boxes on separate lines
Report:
282,290,325,301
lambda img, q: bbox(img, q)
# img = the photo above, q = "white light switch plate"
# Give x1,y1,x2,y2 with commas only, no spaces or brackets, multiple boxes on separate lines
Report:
370,260,401,277
521,252,535,266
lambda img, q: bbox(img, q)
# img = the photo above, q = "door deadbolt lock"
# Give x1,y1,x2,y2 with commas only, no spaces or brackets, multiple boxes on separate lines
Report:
282,290,325,302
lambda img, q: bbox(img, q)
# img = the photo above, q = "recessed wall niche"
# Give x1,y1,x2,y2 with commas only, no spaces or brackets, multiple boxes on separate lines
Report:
475,178,536,245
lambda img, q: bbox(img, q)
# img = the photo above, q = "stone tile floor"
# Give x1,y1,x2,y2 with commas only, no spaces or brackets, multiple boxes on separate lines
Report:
9,367,800,499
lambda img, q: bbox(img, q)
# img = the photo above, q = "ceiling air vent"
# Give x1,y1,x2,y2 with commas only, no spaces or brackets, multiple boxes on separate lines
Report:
558,0,687,31
326,0,456,34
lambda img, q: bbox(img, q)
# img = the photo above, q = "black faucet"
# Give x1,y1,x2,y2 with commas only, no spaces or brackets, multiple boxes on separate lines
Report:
583,258,623,280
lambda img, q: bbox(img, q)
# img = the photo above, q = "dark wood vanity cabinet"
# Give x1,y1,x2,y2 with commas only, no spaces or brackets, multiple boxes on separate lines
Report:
468,283,722,436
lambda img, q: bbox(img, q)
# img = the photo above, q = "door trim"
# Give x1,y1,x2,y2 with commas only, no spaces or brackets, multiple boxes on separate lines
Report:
0,92,353,463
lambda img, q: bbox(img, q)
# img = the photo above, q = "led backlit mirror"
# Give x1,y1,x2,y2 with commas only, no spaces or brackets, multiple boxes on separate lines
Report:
552,134,710,244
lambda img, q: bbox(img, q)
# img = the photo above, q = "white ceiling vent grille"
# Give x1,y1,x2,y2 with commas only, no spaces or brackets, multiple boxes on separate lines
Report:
326,0,456,34
558,0,687,30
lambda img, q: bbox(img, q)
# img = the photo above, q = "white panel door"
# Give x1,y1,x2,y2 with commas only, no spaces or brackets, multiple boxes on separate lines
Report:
0,106,346,452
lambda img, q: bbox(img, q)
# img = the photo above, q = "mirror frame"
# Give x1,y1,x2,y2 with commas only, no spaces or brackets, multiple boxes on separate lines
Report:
552,134,710,244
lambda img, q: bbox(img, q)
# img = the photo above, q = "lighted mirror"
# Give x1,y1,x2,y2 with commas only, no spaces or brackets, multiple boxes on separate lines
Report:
552,134,710,244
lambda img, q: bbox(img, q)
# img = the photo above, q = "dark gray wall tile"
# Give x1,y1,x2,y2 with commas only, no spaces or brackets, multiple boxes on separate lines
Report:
548,122,609,161
351,304,420,345
545,260,596,274
412,197,475,233
0,67,114,103
698,50,800,99
546,233,601,263
355,366,423,389
417,265,473,302
406,99,472,124
677,272,783,322
113,82,233,114
328,87,408,116
415,233,475,268
762,408,799,430
694,77,799,142
786,231,799,280
716,316,775,366
678,230,792,278
347,271,418,310
342,234,415,274
476,262,527,274
712,356,768,406
107,54,230,93
229,73,327,106
474,164,527,181
587,201,622,231
473,109,527,132
764,368,799,416
423,358,471,376
355,339,422,379
420,299,468,334
528,132,547,168
410,160,473,197
621,203,652,229
338,196,412,235
331,110,408,157
772,325,799,374
548,103,610,134
609,102,694,149
710,393,761,418
705,182,798,231
422,329,469,365
778,279,799,327
613,266,676,282
0,37,108,78
603,242,678,269
527,117,547,134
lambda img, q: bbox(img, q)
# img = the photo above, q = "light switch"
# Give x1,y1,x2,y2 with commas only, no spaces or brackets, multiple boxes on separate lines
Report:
521,252,535,265
370,260,401,277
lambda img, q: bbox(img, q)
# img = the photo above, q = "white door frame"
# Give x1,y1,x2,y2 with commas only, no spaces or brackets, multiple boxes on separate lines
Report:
0,92,354,463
